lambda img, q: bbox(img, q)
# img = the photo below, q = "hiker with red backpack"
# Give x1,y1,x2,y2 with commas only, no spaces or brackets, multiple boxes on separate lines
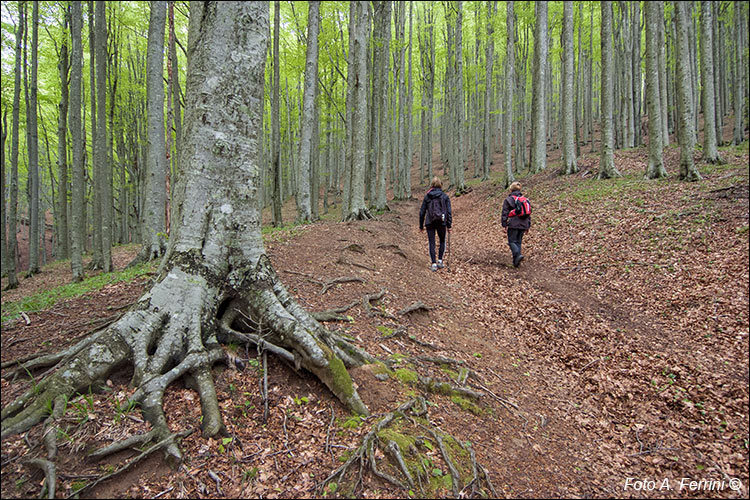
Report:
501,181,532,267
419,177,452,272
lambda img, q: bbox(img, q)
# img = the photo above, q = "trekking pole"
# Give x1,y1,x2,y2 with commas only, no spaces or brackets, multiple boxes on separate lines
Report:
446,229,451,272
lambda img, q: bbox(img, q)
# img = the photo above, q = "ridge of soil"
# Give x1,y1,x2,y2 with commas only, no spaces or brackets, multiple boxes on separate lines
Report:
1,139,748,498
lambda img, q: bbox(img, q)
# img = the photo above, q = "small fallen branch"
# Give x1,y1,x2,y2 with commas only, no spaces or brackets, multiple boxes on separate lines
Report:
321,276,365,294
336,256,376,271
397,301,432,316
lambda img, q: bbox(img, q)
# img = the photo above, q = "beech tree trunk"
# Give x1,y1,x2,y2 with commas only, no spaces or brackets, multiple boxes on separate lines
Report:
530,0,548,174
504,0,515,186
700,1,722,163
28,0,40,275
733,0,745,145
56,9,70,260
296,1,320,223
344,1,373,220
70,0,84,282
645,0,667,179
674,0,702,182
140,0,167,261
598,1,620,179
6,1,24,289
2,2,370,462
562,1,577,175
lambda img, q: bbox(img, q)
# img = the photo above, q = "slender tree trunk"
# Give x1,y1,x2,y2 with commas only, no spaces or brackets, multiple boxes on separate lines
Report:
562,1,577,174
296,1,320,223
406,1,414,197
70,0,84,282
598,1,620,179
530,1,548,173
674,1,701,181
140,1,167,261
1,109,7,277
733,0,745,144
658,2,670,146
454,1,467,192
645,0,667,178
28,0,40,275
504,1,515,186
700,1,722,163
271,1,282,226
95,0,111,272
344,1,372,221
375,0,392,211
633,1,642,147
56,9,70,260
6,2,24,289
483,0,496,181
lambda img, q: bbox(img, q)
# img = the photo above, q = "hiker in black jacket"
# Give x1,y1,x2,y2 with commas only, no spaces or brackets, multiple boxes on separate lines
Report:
419,177,452,272
501,181,531,267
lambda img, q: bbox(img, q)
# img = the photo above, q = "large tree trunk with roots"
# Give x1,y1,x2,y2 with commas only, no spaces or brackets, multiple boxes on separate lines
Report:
2,0,369,468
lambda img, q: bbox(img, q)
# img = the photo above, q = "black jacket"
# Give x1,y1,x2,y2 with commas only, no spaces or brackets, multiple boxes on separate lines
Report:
419,188,452,229
501,190,531,230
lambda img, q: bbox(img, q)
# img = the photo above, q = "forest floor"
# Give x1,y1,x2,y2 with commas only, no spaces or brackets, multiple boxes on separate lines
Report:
1,137,749,499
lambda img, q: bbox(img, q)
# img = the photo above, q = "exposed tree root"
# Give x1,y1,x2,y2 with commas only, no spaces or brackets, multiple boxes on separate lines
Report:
362,289,397,320
25,458,56,499
2,254,376,498
343,207,374,221
319,397,496,498
397,301,432,315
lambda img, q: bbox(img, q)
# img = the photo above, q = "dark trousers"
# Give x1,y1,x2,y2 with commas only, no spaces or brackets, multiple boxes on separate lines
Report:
507,228,525,260
426,225,446,263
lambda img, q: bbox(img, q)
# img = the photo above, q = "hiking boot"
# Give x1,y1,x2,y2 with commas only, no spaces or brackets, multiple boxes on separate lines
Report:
437,259,444,269
513,254,524,267
431,263,438,272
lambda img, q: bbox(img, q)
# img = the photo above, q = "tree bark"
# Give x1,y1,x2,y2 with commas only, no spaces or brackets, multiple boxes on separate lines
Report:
141,1,168,261
374,0,392,211
483,0,497,181
271,1,282,226
733,0,745,145
95,0,112,272
598,1,620,179
344,1,372,220
645,0,667,179
70,0,84,282
674,1,701,181
700,1,722,163
562,1,577,175
28,0,40,275
530,1,548,174
296,1,320,223
56,8,70,260
504,1,515,186
6,2,24,289
453,1,467,193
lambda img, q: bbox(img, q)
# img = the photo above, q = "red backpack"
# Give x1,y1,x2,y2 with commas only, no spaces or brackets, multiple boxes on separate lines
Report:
508,195,531,217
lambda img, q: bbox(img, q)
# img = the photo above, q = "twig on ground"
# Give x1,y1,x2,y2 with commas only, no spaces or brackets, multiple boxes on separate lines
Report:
397,301,432,316
20,312,31,325
321,276,365,294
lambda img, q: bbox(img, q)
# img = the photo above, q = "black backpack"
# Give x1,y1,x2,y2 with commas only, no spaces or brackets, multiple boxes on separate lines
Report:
427,196,447,225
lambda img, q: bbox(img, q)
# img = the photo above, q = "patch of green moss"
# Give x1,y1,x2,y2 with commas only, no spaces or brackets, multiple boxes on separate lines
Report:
450,395,484,416
377,428,416,453
371,361,394,377
328,355,354,399
394,368,419,385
